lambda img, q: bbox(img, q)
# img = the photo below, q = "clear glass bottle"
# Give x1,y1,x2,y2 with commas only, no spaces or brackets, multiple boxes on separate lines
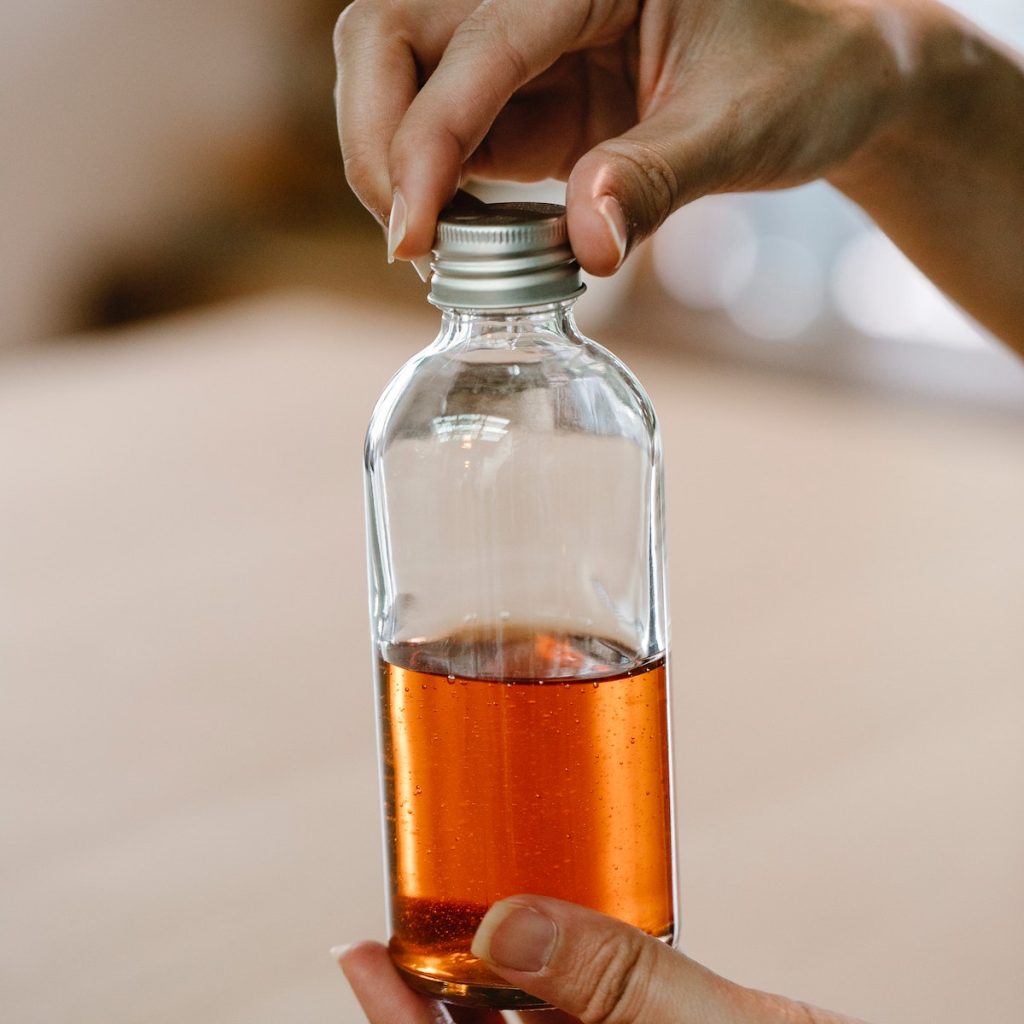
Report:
364,202,675,1010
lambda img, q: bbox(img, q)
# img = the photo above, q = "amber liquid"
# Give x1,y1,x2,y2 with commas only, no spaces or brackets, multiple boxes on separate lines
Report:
378,629,675,1009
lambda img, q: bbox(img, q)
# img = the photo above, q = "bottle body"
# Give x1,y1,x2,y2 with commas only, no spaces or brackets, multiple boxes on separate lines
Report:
364,303,675,1009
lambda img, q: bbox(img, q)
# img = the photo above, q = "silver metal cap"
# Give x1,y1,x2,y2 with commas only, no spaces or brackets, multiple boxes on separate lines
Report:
429,201,585,310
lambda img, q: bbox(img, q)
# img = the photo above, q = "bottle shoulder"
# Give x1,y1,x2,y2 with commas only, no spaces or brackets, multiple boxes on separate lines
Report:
365,329,658,468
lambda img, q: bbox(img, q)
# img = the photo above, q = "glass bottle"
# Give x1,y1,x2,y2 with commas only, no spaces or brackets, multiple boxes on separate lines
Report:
364,201,675,1010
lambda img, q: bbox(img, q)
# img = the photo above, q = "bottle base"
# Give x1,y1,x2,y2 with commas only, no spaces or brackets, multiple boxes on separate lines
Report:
395,963,551,1010
392,926,675,1011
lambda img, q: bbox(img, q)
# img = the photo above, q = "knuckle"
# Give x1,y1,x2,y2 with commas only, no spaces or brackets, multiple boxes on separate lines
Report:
342,145,379,190
795,1000,835,1024
578,931,654,1024
333,1,382,62
598,139,679,229
451,9,531,85
332,4,358,60
395,111,471,165
491,33,531,89
341,145,370,183
341,146,387,214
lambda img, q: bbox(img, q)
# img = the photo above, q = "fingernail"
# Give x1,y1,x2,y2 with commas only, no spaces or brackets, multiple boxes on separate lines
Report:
329,943,355,961
411,255,432,282
597,194,628,269
471,901,557,973
386,189,407,263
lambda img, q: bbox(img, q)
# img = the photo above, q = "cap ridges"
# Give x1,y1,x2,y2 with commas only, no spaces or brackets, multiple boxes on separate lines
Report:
429,201,583,310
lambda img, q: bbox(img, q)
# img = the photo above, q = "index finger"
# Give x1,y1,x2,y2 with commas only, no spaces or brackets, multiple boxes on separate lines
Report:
388,0,597,257
333,2,422,224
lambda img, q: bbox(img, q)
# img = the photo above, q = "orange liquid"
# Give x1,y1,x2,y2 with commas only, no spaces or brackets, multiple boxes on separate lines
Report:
378,629,675,1007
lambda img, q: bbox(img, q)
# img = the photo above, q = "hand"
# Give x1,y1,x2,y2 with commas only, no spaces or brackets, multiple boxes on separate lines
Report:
334,0,905,275
334,0,1024,345
336,894,868,1023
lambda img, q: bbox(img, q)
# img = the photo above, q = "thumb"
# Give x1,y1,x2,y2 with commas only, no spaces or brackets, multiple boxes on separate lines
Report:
566,113,704,277
470,895,736,1024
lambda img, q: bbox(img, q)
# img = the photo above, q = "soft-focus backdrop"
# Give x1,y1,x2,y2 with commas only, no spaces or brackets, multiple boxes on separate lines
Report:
2,2,1023,1023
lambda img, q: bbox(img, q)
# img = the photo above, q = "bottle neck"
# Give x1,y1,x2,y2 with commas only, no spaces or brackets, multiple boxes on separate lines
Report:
433,300,582,352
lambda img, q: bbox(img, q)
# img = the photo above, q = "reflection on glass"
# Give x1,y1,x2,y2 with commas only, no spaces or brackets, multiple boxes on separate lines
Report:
431,413,511,444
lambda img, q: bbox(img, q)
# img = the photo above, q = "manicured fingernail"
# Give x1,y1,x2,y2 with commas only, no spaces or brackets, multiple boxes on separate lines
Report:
411,255,432,282
386,189,407,263
471,901,557,973
597,194,628,269
329,943,355,961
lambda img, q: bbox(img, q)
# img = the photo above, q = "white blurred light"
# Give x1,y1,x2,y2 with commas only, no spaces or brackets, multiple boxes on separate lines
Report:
652,198,757,310
831,230,988,348
944,0,1024,50
726,236,825,340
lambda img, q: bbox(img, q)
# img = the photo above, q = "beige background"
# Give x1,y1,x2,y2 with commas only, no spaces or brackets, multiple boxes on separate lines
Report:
2,291,1023,1023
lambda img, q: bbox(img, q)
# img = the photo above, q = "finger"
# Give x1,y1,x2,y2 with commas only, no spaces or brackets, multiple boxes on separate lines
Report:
565,108,703,276
334,2,421,223
388,0,619,257
465,51,636,184
566,67,819,276
336,942,440,1024
469,895,741,1024
472,897,869,1024
335,941,503,1024
465,95,582,184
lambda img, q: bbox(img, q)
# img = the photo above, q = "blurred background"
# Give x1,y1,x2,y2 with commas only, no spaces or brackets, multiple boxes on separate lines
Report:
1,1,1022,1022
